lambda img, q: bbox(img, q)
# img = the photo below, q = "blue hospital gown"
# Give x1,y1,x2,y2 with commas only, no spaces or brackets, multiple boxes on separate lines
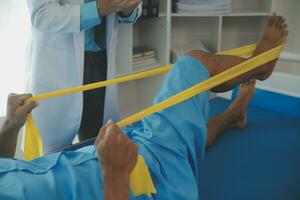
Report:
0,55,210,200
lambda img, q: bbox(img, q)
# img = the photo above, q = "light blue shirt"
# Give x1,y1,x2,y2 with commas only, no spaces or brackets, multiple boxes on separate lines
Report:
81,1,101,51
0,56,210,199
81,0,139,52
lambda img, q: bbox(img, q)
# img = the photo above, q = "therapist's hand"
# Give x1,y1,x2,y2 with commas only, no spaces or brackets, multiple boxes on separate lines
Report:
96,119,138,200
3,94,38,133
97,0,142,17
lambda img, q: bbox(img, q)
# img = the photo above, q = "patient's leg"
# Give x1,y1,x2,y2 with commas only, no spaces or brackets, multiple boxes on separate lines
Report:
206,80,256,148
187,13,288,93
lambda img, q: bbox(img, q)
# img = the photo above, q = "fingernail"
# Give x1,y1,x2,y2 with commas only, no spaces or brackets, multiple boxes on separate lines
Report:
106,119,113,125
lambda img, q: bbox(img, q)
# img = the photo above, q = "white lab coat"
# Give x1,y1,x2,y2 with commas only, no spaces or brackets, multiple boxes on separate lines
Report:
25,0,141,153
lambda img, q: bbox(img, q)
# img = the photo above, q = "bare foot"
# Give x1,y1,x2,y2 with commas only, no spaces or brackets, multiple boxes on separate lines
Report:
251,13,289,80
224,80,256,129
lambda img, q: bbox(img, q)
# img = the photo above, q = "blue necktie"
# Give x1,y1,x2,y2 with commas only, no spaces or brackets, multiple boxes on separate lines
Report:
95,17,106,50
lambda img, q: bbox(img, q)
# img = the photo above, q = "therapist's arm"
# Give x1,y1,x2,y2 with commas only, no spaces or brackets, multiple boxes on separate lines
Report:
80,0,142,30
27,0,141,33
97,0,142,18
118,2,142,24
96,120,138,200
27,0,82,33
0,94,37,158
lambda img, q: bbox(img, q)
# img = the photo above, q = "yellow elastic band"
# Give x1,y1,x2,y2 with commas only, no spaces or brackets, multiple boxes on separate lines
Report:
218,43,257,56
24,114,43,160
24,44,283,197
30,65,172,102
117,45,283,127
130,156,156,196
28,44,258,102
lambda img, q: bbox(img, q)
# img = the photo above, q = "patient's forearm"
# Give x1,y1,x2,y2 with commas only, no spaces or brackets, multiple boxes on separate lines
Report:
103,172,130,200
0,121,19,158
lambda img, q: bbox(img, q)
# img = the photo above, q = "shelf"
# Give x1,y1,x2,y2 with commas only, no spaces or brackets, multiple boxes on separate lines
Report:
133,17,169,70
172,0,271,17
139,14,167,20
230,0,271,13
116,63,166,78
172,11,270,18
117,0,277,118
132,63,166,74
159,13,167,17
224,11,271,17
118,67,166,119
172,12,225,17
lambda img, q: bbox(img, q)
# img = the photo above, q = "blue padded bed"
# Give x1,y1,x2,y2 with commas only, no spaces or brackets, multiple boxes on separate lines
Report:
61,88,300,200
199,90,300,200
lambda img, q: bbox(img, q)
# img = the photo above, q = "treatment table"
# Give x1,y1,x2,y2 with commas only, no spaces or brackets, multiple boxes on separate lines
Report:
199,88,300,200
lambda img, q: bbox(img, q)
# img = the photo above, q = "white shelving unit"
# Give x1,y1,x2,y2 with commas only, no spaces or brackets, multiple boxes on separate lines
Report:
117,0,273,118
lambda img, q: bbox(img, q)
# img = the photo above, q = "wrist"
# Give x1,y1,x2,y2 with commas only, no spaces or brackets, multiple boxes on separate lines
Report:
97,0,117,17
103,171,130,200
1,119,20,136
120,9,133,17
103,170,130,186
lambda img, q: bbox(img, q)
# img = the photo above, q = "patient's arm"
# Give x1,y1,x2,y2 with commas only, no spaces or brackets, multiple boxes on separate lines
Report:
96,120,138,200
0,94,37,158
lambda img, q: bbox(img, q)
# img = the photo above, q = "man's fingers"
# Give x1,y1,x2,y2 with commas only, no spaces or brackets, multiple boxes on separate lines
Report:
96,119,115,142
116,132,128,145
8,93,33,107
15,100,38,117
7,93,19,105
97,121,120,147
96,126,106,145
101,121,130,149
18,94,33,102
106,121,121,136
96,118,112,141
7,93,18,99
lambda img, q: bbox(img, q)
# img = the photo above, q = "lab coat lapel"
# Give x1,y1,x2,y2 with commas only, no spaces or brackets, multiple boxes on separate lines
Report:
62,0,83,4
103,13,120,123
73,32,84,85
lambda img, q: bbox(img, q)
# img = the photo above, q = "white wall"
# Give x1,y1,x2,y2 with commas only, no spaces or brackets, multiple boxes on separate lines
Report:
0,0,30,116
272,0,300,75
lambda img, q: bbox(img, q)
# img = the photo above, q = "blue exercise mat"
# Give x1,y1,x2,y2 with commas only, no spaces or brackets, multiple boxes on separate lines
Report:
199,97,300,200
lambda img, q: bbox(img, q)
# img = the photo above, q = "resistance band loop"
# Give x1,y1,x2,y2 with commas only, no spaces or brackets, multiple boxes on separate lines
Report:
29,44,258,102
24,44,284,197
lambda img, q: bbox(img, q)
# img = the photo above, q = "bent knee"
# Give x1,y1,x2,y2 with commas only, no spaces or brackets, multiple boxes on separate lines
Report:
186,50,207,59
186,50,213,64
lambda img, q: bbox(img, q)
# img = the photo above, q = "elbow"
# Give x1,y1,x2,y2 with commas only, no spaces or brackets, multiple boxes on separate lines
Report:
30,15,42,30
29,4,48,30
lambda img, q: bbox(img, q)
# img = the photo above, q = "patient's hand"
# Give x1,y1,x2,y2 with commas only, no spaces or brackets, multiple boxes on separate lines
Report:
96,120,138,200
0,93,37,158
4,94,38,133
96,119,138,177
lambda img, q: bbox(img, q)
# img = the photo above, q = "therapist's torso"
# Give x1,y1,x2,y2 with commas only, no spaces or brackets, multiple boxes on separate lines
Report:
26,0,141,153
